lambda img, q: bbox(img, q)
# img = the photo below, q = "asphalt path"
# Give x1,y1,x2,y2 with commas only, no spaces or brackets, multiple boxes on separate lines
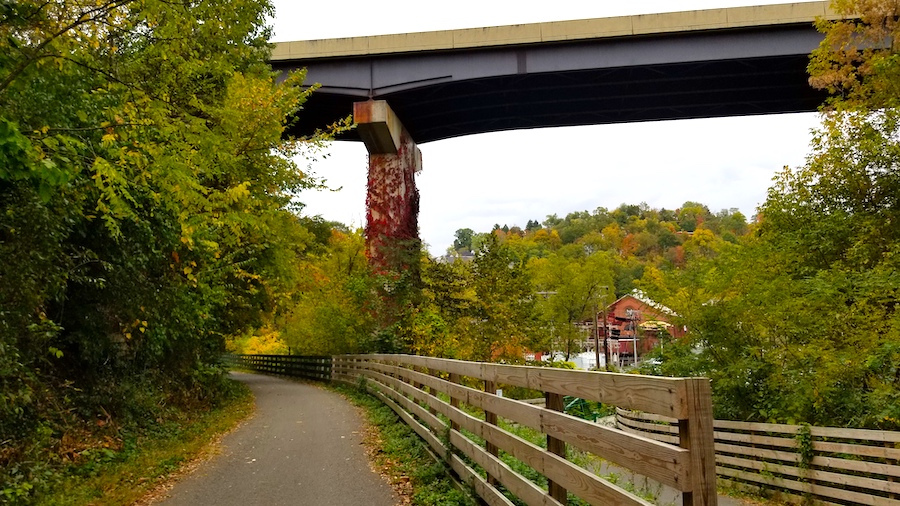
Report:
157,372,398,506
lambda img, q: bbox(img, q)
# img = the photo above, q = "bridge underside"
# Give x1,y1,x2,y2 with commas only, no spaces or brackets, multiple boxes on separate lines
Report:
275,25,827,143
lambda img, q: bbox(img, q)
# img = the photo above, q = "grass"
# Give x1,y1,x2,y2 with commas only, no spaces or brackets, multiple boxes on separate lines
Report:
328,380,477,506
33,379,254,506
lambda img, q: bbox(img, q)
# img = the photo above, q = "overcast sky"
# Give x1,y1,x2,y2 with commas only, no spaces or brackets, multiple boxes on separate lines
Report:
269,1,823,255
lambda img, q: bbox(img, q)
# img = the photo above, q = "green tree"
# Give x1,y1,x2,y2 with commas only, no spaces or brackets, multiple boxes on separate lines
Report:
676,201,711,232
414,256,476,358
453,227,475,252
468,234,539,362
0,0,349,497
279,229,379,356
649,0,900,428
529,247,616,360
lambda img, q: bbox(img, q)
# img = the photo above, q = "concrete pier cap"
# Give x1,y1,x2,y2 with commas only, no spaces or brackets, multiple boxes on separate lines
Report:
354,100,405,155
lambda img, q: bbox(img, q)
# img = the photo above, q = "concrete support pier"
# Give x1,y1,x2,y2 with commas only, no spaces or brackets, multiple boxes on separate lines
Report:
354,100,422,270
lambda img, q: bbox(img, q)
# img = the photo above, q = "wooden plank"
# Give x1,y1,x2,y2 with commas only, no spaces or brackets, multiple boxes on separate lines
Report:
477,422,653,506
717,465,900,506
380,367,651,506
370,388,447,458
366,354,691,418
680,378,717,506
617,414,681,435
617,407,680,424
714,442,799,462
492,364,690,419
715,441,900,478
812,454,900,479
814,440,900,460
714,430,798,449
399,361,690,489
715,419,900,443
370,373,448,435
370,354,485,378
447,453,516,506
450,430,562,506
716,454,900,496
386,361,691,490
716,477,846,506
620,423,681,445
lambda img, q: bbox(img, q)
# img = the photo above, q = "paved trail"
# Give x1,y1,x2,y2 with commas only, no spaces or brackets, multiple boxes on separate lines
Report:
157,372,758,506
158,372,397,506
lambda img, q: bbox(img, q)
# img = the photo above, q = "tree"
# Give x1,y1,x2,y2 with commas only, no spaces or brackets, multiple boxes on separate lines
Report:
808,0,900,111
279,229,379,356
0,0,349,496
414,256,476,358
468,234,539,362
453,227,475,252
529,247,616,360
676,201,711,232
648,0,900,428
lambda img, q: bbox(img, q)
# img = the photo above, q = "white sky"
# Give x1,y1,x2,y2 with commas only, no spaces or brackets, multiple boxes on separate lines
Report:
270,1,823,255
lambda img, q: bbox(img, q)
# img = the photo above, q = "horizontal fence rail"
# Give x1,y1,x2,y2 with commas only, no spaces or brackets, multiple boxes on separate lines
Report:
333,354,718,506
616,408,900,506
224,354,332,382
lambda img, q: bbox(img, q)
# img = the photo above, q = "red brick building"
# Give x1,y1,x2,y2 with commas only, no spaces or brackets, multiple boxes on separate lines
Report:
600,290,684,366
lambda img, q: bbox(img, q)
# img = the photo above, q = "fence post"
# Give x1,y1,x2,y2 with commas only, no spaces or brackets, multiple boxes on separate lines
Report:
425,367,438,416
545,391,567,503
484,380,499,486
449,373,461,432
888,441,896,500
680,378,717,506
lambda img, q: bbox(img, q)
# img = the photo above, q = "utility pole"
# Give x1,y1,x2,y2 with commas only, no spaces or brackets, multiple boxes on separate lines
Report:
631,310,641,367
602,302,610,371
592,303,599,371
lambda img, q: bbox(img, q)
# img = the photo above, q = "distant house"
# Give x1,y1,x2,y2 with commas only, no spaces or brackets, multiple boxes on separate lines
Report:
600,290,684,366
530,289,683,370
436,252,475,264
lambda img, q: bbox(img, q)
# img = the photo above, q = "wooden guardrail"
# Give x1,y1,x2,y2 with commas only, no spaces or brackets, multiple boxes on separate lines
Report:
224,354,332,381
333,354,717,506
616,408,900,505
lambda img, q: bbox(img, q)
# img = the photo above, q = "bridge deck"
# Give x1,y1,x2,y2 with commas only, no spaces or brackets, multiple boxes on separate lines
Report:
272,2,837,60
268,2,839,143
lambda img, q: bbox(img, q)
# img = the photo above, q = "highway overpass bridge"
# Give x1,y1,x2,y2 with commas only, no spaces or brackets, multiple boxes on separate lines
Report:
269,1,840,264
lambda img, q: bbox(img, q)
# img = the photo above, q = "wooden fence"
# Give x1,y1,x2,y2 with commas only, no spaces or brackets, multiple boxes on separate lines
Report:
224,354,332,381
333,354,717,506
616,408,900,505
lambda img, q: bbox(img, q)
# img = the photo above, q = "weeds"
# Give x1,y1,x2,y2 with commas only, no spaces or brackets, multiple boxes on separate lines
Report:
7,375,253,506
